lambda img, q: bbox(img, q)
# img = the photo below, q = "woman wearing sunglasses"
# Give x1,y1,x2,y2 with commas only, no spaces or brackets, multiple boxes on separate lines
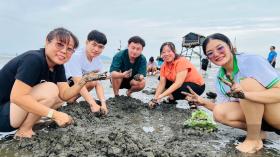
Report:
183,33,280,153
148,42,205,108
0,28,101,138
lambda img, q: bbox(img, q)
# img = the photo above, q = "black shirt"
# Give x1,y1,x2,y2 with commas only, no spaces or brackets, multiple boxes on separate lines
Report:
0,48,66,104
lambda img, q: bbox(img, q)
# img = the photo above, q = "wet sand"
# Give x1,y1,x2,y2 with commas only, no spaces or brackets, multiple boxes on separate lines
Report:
1,67,280,157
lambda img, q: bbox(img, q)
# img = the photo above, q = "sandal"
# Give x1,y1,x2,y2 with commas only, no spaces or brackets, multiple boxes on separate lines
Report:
162,98,177,104
188,101,197,109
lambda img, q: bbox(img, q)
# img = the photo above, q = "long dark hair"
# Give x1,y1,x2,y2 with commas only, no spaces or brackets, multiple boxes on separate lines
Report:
160,42,180,60
202,33,234,55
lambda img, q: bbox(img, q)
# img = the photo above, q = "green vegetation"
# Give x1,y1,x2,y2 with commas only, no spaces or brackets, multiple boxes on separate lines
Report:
184,109,217,132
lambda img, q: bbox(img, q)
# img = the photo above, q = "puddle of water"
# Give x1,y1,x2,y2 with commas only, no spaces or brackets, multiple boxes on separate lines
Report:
142,126,155,133
0,131,16,141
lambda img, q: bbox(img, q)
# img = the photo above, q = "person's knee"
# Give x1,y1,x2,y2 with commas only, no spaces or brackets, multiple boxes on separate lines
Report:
213,106,227,123
32,82,60,107
45,82,59,98
32,82,59,98
86,81,98,89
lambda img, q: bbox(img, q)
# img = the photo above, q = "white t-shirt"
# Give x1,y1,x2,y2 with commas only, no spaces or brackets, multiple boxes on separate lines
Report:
215,53,280,104
64,48,104,78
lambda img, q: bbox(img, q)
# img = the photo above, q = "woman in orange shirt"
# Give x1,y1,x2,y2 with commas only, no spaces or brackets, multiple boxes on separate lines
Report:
149,42,205,108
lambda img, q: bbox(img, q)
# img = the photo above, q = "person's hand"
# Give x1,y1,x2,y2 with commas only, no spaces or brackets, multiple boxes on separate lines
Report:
148,98,159,109
100,104,109,115
53,111,74,127
181,86,205,107
218,75,245,99
227,83,245,99
82,71,110,82
90,103,101,113
133,74,144,81
122,69,133,78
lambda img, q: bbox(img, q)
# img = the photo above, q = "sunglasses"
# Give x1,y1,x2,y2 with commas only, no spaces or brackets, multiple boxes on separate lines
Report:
205,45,225,59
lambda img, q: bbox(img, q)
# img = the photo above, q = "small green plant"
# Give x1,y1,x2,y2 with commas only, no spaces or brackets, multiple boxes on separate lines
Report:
184,109,217,132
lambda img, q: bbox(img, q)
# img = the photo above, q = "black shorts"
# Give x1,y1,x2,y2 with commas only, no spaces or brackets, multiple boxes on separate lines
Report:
262,119,280,135
165,79,205,100
120,77,133,89
271,62,276,68
0,101,16,132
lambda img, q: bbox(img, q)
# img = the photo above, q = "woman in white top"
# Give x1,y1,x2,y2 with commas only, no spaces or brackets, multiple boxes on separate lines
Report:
183,33,280,153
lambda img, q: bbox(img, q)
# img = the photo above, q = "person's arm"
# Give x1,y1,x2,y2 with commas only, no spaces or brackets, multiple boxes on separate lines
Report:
244,82,280,104
111,71,125,79
10,80,72,126
57,80,85,101
181,87,216,111
57,71,105,101
154,76,167,99
71,76,98,106
157,70,187,100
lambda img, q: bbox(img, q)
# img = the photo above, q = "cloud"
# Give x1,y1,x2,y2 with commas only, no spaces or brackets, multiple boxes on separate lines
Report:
0,0,280,60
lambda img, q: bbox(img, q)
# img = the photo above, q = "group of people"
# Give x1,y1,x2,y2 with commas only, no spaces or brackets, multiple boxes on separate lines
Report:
0,27,280,154
146,56,163,75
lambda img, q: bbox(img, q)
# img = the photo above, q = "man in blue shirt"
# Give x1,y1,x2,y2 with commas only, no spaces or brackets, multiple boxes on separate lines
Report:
267,46,277,68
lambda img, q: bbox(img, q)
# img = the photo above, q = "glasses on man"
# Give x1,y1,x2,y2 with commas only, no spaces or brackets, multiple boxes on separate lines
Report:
206,45,225,59
55,42,75,54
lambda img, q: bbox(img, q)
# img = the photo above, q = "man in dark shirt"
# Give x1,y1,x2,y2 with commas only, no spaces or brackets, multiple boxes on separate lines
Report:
110,36,147,97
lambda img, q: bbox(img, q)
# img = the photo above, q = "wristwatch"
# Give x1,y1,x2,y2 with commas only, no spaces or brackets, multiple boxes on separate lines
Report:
47,109,54,119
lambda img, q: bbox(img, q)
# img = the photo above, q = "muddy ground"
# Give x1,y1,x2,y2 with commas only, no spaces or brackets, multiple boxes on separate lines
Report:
0,95,280,157
1,73,280,157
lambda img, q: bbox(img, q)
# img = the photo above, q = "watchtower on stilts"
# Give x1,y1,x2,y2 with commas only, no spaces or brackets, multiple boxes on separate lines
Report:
180,32,206,66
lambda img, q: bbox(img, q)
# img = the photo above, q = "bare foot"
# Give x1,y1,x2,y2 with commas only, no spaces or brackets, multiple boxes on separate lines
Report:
260,131,267,140
126,90,132,97
236,139,263,153
14,129,35,139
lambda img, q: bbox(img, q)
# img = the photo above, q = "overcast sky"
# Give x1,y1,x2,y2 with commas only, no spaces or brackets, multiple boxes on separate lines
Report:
0,0,280,59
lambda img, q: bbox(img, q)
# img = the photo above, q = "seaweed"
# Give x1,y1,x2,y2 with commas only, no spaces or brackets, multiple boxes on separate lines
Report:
184,109,218,132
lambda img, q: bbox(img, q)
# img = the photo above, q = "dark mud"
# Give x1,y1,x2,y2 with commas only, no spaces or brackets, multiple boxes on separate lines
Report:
1,72,280,157
1,96,280,157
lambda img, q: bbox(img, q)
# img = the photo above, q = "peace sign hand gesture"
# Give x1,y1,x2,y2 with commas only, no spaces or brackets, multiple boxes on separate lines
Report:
181,86,205,108
219,75,245,99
